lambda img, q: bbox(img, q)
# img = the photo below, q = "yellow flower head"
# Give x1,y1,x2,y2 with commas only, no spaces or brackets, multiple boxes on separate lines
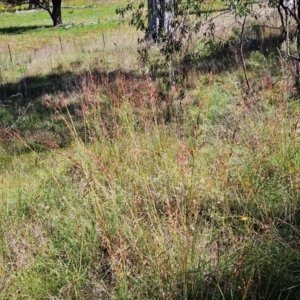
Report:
241,216,249,221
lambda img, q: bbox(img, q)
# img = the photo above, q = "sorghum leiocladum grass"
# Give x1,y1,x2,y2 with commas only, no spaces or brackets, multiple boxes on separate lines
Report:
1,68,300,299
53,72,300,299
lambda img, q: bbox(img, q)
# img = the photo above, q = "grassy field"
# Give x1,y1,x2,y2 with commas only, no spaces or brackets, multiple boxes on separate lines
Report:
0,0,137,81
1,1,300,299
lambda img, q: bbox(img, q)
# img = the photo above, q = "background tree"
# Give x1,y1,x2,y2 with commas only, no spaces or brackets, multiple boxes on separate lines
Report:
118,0,217,85
275,0,300,92
28,0,38,9
147,0,174,41
119,0,300,94
3,0,63,26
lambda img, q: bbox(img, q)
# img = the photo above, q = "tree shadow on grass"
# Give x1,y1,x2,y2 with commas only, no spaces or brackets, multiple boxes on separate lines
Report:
1,70,76,103
0,30,286,154
0,68,145,106
177,31,286,77
0,70,81,153
0,25,52,35
0,67,149,153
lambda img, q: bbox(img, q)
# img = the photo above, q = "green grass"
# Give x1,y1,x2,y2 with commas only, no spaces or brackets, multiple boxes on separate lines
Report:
0,2,128,54
1,0,300,299
1,79,300,298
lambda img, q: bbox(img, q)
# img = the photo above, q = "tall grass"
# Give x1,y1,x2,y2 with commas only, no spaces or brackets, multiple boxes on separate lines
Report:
1,1,300,298
1,60,300,298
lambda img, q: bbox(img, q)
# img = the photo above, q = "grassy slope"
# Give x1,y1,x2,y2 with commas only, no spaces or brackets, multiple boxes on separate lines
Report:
1,1,300,299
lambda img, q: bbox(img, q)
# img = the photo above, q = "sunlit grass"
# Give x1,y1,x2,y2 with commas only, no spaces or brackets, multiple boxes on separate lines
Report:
1,64,300,297
1,0,300,298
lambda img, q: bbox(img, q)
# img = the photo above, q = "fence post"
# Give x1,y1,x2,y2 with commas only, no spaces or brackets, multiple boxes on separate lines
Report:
102,33,106,48
8,44,12,63
59,36,63,54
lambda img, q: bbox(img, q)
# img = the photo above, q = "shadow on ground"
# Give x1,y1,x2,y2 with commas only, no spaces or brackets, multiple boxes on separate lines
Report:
0,25,52,35
0,68,147,106
0,68,151,153
0,31,285,153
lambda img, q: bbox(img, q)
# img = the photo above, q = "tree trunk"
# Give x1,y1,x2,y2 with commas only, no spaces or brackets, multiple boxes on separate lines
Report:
28,0,39,10
147,0,173,41
163,0,173,33
147,0,159,40
51,0,62,26
296,0,300,93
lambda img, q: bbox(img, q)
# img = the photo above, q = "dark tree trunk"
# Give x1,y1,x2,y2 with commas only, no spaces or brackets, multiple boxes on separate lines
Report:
296,0,300,93
51,0,62,26
28,0,39,10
